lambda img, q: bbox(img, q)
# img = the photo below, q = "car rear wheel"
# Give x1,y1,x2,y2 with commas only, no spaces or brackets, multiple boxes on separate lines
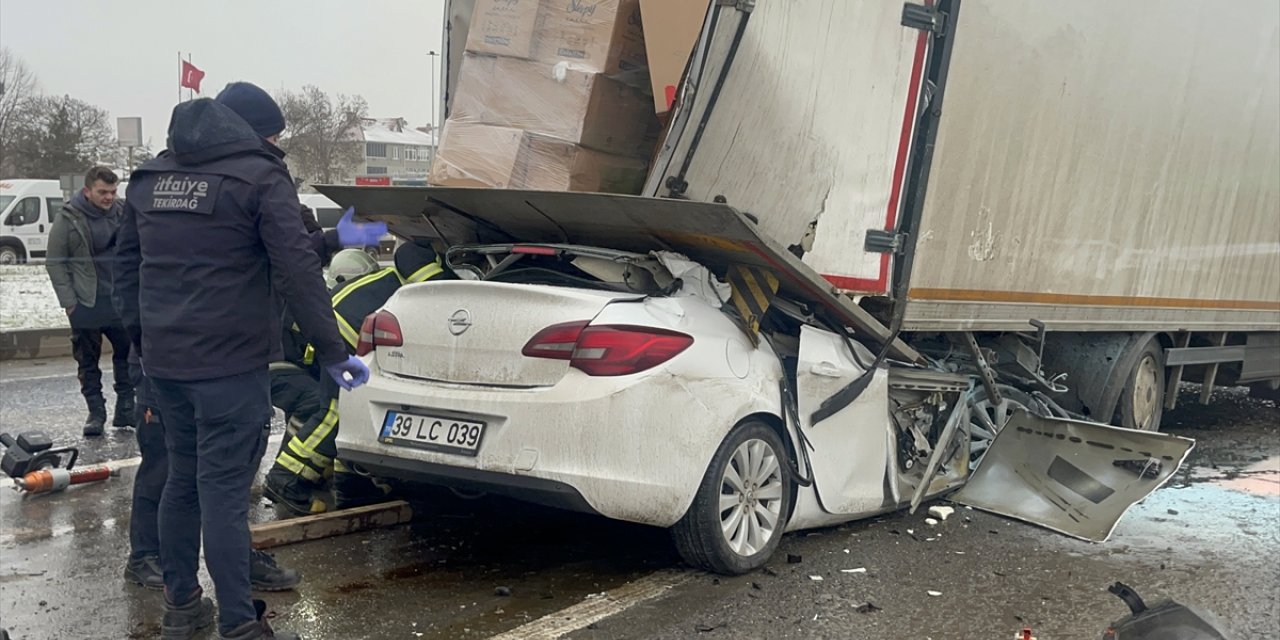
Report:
670,420,792,575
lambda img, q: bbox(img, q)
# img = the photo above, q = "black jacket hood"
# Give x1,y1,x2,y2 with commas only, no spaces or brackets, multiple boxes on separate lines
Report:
166,98,270,166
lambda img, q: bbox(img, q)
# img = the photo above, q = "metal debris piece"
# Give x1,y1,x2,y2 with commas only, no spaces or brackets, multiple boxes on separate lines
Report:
928,506,955,521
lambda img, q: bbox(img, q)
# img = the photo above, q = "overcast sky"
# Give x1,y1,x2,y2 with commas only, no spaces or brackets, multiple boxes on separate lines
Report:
1,0,446,150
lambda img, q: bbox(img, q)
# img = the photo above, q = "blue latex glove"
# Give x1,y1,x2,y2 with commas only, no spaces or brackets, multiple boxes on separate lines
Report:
325,355,371,391
335,207,388,248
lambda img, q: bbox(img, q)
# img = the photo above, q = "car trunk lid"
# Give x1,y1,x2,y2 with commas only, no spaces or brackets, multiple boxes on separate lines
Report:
377,280,637,387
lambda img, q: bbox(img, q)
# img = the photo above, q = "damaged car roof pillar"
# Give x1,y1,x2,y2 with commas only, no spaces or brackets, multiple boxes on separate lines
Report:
312,185,921,363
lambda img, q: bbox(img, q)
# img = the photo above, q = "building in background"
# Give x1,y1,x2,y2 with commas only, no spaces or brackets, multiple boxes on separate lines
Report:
357,118,437,186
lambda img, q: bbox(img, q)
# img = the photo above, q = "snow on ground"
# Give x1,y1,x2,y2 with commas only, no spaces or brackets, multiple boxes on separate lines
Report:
0,265,67,331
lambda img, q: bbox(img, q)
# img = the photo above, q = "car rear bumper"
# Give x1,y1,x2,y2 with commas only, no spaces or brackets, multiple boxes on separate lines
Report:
335,364,750,528
340,448,600,516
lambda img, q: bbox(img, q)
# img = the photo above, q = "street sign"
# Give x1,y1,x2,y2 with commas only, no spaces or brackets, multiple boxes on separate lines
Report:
117,117,143,148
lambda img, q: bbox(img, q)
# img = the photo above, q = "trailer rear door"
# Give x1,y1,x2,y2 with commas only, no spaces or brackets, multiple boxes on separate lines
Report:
645,0,933,296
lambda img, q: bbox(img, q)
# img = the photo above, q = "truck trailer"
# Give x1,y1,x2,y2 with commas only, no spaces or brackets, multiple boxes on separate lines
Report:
437,0,1280,432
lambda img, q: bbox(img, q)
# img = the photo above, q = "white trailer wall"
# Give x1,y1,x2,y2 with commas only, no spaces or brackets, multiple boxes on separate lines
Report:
903,0,1280,331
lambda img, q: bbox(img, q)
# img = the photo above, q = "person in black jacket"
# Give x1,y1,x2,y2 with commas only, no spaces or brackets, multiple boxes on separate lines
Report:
114,82,369,640
121,200,383,594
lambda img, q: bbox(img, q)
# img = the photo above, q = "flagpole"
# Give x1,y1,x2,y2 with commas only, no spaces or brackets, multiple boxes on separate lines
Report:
177,51,182,103
187,53,194,101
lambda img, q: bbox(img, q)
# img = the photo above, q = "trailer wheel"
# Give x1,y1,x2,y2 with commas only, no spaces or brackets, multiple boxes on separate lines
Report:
1117,339,1165,431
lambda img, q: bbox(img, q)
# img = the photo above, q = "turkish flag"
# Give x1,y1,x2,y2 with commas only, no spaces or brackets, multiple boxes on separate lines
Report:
180,61,205,93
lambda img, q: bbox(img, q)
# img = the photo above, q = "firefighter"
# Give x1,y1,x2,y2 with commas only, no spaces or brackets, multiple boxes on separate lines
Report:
264,240,448,515
266,247,380,513
326,248,380,290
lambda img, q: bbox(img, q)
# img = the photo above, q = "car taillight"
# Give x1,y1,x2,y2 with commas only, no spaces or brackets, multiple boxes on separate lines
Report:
522,322,694,376
356,310,403,356
521,321,589,360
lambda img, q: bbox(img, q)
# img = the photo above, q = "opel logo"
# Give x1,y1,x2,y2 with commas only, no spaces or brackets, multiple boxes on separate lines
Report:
448,309,472,336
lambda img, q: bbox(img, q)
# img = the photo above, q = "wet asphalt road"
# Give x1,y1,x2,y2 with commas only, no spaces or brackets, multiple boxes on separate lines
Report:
1,356,1277,639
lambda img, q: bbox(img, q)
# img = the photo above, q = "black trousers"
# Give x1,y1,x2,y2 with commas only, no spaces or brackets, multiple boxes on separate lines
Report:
69,304,132,404
152,370,272,634
128,365,165,561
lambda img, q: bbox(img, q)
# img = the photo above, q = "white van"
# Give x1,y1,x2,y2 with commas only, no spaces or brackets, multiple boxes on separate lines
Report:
0,180,64,264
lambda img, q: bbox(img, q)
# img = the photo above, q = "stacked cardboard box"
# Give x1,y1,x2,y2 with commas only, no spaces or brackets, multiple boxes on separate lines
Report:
431,0,656,194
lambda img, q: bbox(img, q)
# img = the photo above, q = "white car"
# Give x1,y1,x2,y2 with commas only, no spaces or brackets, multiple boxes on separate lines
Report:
329,187,1193,574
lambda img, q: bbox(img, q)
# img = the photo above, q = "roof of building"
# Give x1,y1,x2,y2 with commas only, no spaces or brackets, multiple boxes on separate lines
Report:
362,124,437,147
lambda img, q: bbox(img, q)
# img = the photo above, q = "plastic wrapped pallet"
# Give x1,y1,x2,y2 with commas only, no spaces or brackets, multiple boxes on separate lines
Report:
430,121,649,193
466,0,647,75
451,53,655,157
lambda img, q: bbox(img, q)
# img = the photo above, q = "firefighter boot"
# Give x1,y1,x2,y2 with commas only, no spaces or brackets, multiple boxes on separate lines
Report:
263,465,326,517
332,467,393,510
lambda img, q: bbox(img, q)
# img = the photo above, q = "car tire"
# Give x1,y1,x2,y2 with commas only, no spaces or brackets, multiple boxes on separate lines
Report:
670,420,792,575
1117,339,1165,431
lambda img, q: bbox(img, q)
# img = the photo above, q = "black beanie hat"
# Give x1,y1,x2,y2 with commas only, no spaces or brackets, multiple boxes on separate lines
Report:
215,82,285,138
394,240,440,282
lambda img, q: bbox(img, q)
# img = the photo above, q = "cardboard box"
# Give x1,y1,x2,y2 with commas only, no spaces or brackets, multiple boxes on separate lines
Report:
533,0,647,75
466,0,541,58
639,0,711,114
429,121,526,188
430,121,649,193
466,0,647,75
451,53,656,157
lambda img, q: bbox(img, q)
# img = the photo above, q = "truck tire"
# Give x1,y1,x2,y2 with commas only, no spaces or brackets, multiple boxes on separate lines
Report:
0,244,22,265
670,420,792,575
1117,339,1165,431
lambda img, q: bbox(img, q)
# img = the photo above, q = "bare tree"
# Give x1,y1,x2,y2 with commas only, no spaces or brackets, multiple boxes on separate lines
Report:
7,95,116,178
276,86,368,184
0,47,38,176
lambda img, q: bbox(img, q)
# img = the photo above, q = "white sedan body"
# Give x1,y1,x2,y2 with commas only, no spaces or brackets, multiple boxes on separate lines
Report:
338,278,791,528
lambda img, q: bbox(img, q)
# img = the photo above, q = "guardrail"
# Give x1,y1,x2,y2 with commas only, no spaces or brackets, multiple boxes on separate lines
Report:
0,328,103,361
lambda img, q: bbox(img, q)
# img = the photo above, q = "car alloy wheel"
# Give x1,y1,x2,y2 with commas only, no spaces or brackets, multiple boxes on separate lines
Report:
670,420,793,575
719,439,785,556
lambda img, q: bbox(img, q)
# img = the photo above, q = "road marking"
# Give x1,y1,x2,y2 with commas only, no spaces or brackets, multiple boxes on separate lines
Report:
487,569,696,640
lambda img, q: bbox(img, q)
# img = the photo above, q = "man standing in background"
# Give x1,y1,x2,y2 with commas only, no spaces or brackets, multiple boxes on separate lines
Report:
45,166,134,436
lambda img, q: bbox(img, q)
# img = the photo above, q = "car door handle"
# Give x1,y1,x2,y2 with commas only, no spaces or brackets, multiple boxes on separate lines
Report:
809,362,844,377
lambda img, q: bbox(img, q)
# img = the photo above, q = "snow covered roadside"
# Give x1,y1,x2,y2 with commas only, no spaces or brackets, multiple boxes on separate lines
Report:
0,265,68,332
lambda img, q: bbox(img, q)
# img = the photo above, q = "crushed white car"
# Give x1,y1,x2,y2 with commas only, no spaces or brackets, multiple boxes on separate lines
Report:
324,187,1194,575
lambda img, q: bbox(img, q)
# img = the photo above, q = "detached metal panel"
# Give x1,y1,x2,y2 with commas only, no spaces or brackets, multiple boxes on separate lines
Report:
904,0,1280,331
646,0,929,294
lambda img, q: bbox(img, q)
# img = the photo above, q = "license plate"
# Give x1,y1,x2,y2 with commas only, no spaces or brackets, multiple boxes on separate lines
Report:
380,410,485,456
